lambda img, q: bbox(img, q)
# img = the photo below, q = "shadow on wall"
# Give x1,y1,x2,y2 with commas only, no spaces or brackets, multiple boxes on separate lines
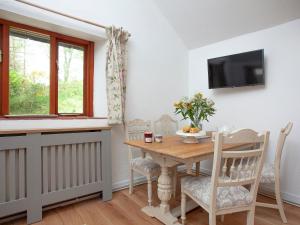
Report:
210,85,266,97
110,124,129,184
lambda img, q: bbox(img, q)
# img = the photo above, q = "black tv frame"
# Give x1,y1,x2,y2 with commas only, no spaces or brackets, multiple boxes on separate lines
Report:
207,49,265,89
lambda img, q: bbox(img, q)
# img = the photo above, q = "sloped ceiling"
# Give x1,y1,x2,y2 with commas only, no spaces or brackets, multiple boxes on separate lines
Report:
152,0,300,49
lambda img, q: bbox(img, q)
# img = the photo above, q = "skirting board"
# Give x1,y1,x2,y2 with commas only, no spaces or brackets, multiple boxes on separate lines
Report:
259,185,300,206
112,165,188,192
112,175,148,192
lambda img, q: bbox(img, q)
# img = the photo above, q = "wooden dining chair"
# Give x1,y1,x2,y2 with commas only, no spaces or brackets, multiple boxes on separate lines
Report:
154,114,178,196
126,119,160,206
154,114,178,136
256,122,293,223
181,129,269,225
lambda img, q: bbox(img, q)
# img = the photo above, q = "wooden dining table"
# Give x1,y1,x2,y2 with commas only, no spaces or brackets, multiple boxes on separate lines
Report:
124,135,251,225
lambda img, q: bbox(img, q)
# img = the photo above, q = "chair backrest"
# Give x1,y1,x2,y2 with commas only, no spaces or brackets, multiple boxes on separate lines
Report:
210,129,269,210
154,114,178,136
126,119,151,160
275,122,293,170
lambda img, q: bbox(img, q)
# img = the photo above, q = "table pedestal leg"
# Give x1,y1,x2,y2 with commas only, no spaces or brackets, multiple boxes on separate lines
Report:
142,165,181,225
158,166,172,212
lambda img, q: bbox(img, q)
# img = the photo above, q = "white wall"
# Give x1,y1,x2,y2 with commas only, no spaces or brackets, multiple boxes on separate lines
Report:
188,19,300,204
0,0,188,188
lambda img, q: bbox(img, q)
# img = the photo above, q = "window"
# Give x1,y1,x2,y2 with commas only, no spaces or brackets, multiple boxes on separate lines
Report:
9,28,51,115
58,42,84,114
0,19,94,117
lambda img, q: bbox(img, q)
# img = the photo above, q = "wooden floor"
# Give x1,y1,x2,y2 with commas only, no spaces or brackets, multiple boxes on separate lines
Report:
4,181,300,225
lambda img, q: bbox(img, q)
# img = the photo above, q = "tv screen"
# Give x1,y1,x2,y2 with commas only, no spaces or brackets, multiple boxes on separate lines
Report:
208,49,264,89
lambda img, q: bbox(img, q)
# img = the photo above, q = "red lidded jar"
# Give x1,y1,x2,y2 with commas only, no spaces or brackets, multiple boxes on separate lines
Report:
144,131,153,143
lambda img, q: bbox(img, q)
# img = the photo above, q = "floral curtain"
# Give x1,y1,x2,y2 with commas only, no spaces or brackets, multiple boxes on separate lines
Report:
105,26,130,125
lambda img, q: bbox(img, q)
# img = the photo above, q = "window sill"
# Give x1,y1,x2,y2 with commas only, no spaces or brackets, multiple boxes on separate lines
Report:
0,115,107,120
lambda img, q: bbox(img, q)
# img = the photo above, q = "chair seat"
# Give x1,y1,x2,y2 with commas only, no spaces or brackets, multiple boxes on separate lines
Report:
131,157,160,175
260,163,275,183
181,176,252,209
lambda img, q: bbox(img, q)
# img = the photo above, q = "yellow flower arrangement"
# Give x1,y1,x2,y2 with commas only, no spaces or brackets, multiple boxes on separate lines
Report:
174,92,216,129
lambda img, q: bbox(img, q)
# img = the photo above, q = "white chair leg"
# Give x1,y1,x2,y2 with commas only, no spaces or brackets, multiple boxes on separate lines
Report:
275,182,288,223
209,212,216,225
129,168,134,194
220,215,224,222
181,191,186,225
147,176,152,206
246,209,255,225
172,167,177,197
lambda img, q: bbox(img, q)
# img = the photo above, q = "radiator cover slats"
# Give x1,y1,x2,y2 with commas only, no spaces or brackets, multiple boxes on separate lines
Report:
0,148,27,203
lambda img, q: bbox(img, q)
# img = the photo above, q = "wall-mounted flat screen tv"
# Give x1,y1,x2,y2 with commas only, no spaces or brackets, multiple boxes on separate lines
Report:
208,49,264,89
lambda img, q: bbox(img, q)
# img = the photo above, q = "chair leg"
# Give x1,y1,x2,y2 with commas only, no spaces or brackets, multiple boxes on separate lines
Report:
195,162,200,176
209,212,216,225
181,191,186,225
246,209,255,225
147,176,152,206
275,181,288,223
172,167,177,198
129,169,134,194
220,215,224,222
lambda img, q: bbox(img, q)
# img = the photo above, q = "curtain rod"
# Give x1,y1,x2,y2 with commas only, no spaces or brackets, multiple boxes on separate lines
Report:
15,0,131,36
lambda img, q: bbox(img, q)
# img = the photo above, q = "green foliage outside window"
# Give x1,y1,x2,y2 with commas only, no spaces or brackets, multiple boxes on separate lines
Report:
9,30,84,115
9,70,50,115
9,70,83,115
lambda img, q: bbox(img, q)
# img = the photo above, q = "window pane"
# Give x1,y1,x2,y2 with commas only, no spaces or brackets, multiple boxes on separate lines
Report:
58,42,84,114
9,28,50,115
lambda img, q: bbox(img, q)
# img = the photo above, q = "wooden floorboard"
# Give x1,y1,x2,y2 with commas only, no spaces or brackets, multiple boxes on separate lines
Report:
4,180,300,225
